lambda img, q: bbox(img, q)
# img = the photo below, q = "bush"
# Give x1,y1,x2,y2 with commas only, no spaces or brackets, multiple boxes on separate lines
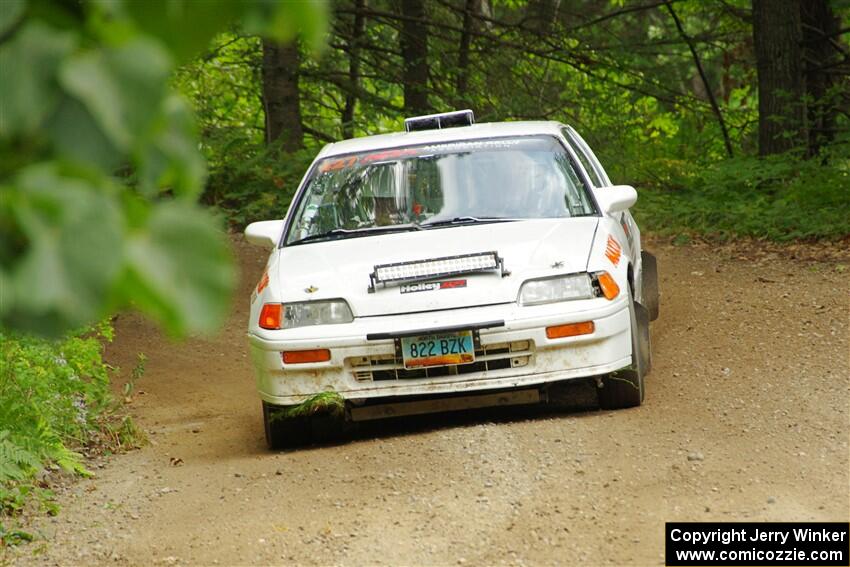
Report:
202,136,316,228
633,150,850,241
0,321,120,537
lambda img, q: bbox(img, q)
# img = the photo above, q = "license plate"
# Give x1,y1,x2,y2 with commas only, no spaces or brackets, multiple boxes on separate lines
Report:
400,330,475,369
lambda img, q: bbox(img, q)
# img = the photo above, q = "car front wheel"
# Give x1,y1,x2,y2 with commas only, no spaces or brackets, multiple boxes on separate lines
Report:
262,401,348,450
262,402,310,449
597,290,650,409
641,251,660,321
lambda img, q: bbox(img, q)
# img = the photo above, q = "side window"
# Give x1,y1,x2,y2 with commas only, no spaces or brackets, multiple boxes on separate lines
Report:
562,129,601,187
565,127,612,187
553,152,595,216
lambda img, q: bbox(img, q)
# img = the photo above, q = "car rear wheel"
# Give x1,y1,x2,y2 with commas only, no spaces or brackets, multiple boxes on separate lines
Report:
598,291,650,409
641,251,660,321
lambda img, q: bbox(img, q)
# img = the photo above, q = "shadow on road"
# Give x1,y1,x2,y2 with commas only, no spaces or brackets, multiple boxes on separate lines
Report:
271,378,609,454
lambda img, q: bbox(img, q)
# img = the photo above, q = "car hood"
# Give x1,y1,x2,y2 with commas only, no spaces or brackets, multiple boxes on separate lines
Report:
276,218,599,317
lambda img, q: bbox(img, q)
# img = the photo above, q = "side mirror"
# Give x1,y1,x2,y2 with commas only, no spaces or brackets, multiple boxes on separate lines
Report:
593,185,637,215
245,220,284,248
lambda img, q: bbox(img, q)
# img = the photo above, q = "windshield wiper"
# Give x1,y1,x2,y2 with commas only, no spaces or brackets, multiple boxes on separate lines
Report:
420,216,517,228
288,223,423,246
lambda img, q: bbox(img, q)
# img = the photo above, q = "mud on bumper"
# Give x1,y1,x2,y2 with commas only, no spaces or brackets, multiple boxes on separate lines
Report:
248,297,632,407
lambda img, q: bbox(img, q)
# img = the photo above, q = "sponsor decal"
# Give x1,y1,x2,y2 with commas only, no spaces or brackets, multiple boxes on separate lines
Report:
400,279,467,294
257,271,269,293
318,156,357,173
605,235,622,266
439,279,467,289
318,150,418,173
318,140,531,175
360,148,418,163
422,139,522,152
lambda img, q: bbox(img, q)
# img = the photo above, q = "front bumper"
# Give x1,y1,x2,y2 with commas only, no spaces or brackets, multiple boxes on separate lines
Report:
248,297,632,406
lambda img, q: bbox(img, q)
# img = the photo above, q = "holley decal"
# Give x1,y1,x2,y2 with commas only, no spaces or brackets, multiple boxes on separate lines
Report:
400,279,467,294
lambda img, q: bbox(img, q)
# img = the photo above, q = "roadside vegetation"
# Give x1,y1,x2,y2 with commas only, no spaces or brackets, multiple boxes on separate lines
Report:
0,322,146,548
0,0,847,552
634,151,850,241
0,0,323,551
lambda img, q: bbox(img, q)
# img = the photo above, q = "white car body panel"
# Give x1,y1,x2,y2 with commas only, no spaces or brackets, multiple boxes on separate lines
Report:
266,218,599,317
246,120,645,408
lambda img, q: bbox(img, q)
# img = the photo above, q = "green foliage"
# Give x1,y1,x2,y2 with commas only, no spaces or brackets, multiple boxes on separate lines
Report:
203,143,315,228
633,149,850,241
0,1,327,339
0,522,34,547
0,325,116,482
172,34,318,227
0,437,41,483
279,392,346,419
0,321,125,542
123,352,146,400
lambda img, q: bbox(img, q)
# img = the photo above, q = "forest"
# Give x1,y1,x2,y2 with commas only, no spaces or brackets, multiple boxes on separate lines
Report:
1,0,848,549
182,0,850,240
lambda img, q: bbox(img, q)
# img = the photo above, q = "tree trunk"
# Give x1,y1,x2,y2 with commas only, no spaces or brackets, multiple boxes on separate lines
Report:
399,0,429,114
456,0,475,101
801,0,841,155
752,0,806,156
342,0,367,139
527,0,560,33
261,39,304,152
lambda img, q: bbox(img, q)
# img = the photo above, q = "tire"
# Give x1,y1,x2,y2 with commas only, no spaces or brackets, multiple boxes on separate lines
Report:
641,251,660,321
262,402,311,449
598,292,649,409
262,402,347,449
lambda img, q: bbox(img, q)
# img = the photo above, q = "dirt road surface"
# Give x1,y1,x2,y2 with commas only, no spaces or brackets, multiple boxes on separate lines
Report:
9,237,850,566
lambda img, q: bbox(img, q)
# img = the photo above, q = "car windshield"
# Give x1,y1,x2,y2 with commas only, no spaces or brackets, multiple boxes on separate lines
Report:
285,135,596,245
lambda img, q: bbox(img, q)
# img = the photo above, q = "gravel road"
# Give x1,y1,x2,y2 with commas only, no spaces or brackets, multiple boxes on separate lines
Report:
8,237,850,566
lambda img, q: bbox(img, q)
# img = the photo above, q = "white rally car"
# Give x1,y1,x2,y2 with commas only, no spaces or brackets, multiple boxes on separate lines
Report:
245,111,659,448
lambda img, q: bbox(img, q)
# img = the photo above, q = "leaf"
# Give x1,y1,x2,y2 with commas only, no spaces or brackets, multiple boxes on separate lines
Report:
47,96,124,172
0,438,40,481
59,38,171,152
0,22,76,138
136,95,206,198
0,0,25,36
242,0,329,49
2,164,124,336
122,0,243,63
123,201,234,336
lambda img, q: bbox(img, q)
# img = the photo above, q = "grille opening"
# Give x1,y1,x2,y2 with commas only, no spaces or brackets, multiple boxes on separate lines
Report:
350,341,531,382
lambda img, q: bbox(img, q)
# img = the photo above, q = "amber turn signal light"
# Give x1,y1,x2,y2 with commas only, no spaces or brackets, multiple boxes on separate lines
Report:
596,272,620,300
546,321,595,339
259,303,282,330
282,349,331,364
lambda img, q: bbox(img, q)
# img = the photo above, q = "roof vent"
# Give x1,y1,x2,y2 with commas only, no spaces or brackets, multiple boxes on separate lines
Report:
404,109,475,132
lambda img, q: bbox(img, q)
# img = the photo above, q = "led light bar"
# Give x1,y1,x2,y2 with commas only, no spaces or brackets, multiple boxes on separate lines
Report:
404,109,475,132
369,251,505,292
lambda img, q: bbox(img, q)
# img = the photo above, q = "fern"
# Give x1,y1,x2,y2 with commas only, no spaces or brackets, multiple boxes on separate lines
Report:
0,437,40,482
0,322,113,515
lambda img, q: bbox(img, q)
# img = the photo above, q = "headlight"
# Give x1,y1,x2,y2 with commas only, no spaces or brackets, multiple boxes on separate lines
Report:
283,300,353,329
259,300,354,330
518,273,595,306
